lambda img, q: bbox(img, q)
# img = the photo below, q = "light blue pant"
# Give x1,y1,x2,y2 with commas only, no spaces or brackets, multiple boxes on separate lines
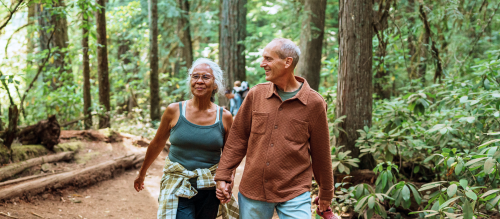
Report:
238,191,311,219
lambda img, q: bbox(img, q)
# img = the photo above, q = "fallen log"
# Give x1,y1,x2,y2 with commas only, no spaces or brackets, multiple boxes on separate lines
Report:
18,115,60,150
0,173,56,187
0,151,75,182
0,153,145,201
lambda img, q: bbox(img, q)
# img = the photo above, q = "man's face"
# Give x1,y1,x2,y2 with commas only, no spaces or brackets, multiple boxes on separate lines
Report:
260,42,288,83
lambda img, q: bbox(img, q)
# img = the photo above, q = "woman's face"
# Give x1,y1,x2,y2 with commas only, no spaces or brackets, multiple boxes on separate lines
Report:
190,64,217,98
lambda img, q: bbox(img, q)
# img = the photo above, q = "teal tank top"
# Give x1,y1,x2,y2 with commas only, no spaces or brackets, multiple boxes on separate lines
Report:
168,101,225,188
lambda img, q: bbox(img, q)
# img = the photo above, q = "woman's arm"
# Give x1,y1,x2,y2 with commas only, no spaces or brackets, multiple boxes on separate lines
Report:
134,103,178,192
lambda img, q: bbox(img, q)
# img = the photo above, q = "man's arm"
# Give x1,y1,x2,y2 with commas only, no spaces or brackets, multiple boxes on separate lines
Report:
309,101,334,203
215,88,255,182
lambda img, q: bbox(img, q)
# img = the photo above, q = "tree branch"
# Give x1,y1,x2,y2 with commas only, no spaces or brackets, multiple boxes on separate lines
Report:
4,21,33,59
20,26,56,108
0,71,14,105
0,0,25,32
419,5,444,83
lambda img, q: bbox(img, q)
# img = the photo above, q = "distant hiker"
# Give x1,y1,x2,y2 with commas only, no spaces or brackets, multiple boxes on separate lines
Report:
134,58,239,219
226,81,244,116
214,39,335,219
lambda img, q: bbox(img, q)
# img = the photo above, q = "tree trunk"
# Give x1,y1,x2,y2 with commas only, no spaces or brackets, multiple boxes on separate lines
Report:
0,151,75,182
36,0,72,90
176,0,193,69
3,105,19,150
407,0,416,80
82,5,92,130
219,0,247,106
149,0,160,121
296,0,326,91
235,0,247,82
96,0,110,128
336,0,376,170
27,2,36,65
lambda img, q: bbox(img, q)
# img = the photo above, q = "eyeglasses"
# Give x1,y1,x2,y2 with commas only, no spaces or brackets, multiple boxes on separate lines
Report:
190,73,214,81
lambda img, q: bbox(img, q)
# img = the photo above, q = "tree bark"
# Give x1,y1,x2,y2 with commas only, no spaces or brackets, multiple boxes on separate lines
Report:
176,0,193,69
36,0,72,90
27,2,36,65
0,153,145,201
219,0,247,106
3,105,19,150
336,0,376,170
0,151,75,182
296,0,326,91
18,115,60,150
96,0,110,128
82,5,92,130
149,0,160,121
235,0,247,82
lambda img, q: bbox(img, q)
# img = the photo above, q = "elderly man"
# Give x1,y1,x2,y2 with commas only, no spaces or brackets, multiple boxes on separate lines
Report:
215,38,334,219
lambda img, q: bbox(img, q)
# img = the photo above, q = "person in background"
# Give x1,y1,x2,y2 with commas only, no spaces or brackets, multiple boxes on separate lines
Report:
227,81,243,116
134,58,238,219
214,38,336,219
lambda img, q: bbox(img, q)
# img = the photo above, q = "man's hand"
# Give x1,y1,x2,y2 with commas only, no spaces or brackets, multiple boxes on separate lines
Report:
318,199,331,212
216,180,232,204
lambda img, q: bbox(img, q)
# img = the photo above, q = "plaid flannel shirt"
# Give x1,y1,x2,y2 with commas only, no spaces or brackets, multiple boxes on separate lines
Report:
157,157,239,219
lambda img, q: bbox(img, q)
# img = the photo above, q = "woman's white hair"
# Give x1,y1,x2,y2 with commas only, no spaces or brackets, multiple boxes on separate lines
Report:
187,58,225,96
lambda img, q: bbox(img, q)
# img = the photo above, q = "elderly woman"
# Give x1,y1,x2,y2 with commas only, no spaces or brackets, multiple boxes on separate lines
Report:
134,58,235,219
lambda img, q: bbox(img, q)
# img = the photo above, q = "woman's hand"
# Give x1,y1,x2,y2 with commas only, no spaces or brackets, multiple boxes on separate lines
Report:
134,175,145,192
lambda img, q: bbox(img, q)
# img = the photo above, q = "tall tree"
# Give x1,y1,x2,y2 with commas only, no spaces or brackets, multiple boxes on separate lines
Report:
336,0,376,170
96,0,110,128
296,0,326,91
36,0,72,89
149,0,160,121
27,2,36,65
176,0,193,70
219,0,247,106
81,2,92,130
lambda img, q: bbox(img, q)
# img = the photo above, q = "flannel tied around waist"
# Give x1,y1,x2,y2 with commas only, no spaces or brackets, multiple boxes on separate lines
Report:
157,157,239,219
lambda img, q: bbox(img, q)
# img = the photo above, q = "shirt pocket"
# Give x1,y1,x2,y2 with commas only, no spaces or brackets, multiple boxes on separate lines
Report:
285,119,309,143
251,112,268,134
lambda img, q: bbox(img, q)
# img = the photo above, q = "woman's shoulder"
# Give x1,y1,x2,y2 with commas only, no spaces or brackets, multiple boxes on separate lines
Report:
165,102,181,115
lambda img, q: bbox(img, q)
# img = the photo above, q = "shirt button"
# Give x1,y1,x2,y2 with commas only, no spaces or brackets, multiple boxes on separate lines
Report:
279,108,283,111
274,125,278,129
265,180,268,183
266,162,270,166
270,143,274,147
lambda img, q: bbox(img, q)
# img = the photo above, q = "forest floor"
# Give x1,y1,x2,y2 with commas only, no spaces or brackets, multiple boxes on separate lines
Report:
0,131,288,219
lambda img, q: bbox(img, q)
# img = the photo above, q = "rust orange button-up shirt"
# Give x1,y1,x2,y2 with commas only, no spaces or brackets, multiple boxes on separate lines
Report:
215,76,334,203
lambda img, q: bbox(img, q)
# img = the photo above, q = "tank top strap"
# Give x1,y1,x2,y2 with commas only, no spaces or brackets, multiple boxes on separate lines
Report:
182,101,187,117
215,106,220,123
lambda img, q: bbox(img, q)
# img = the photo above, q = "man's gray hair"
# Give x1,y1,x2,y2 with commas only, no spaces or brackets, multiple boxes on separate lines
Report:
270,38,301,67
187,58,225,95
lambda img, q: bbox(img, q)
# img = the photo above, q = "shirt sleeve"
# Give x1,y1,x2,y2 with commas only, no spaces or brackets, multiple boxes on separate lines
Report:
215,87,255,182
309,101,334,201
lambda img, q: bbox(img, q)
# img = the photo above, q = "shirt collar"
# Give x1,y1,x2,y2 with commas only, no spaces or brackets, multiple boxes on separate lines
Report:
265,76,310,105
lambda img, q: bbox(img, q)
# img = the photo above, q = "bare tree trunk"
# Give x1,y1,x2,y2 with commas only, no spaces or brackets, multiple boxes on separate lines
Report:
27,2,36,65
296,0,326,91
82,4,92,130
219,0,247,106
149,0,160,121
36,0,72,90
336,0,376,170
176,0,193,69
96,0,110,128
235,0,247,82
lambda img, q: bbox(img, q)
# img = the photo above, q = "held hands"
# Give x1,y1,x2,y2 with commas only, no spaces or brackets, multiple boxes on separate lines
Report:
215,180,233,204
134,175,145,192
